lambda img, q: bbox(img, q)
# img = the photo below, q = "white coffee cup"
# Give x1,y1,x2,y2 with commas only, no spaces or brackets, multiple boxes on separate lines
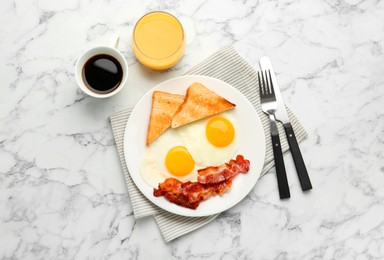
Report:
75,35,128,98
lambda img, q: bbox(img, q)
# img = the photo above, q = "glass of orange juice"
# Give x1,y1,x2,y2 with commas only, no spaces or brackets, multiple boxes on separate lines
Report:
132,11,186,70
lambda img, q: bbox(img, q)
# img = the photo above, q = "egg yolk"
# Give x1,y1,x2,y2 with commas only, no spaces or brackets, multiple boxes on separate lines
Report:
165,146,195,176
206,116,235,147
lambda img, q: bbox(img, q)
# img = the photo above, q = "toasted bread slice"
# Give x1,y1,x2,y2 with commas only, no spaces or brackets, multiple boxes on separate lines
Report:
146,91,185,145
171,82,236,128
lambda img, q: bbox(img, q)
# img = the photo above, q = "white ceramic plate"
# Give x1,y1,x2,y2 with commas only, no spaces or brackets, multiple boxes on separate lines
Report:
124,75,266,217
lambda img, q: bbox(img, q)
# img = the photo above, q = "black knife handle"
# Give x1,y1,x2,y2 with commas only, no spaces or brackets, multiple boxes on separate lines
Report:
271,133,291,199
283,123,312,191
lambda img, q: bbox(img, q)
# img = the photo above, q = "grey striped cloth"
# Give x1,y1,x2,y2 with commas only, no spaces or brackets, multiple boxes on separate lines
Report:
110,45,307,242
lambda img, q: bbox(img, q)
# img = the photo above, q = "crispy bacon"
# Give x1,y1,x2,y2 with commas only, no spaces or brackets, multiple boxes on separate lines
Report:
153,155,249,209
197,155,250,184
154,178,232,209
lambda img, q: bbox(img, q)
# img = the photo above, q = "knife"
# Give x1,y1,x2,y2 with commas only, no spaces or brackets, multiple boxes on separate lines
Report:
259,57,312,191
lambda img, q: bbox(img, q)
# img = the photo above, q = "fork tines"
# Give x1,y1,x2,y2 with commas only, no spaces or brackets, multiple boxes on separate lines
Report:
258,70,274,97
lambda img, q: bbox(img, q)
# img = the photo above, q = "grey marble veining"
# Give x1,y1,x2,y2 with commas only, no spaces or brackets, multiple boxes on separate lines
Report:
0,0,384,259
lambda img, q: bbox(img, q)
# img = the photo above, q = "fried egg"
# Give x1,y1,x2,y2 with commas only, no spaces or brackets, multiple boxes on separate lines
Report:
140,128,200,188
177,110,238,167
140,110,238,188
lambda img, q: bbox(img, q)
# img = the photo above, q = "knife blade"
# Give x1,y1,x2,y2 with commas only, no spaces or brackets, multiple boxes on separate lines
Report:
259,57,312,191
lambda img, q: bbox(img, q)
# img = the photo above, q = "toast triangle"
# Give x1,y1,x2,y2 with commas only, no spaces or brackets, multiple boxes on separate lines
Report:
146,91,185,145
171,82,235,128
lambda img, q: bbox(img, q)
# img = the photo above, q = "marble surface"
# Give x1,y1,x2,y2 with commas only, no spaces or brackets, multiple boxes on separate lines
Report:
1,0,384,259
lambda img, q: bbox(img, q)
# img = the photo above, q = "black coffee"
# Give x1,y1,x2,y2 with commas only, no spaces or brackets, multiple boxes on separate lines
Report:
82,54,123,94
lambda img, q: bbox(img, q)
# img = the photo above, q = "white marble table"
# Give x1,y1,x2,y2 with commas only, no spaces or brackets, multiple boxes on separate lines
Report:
1,0,384,259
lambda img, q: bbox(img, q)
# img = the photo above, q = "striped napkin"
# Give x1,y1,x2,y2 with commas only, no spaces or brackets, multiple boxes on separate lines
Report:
110,45,307,242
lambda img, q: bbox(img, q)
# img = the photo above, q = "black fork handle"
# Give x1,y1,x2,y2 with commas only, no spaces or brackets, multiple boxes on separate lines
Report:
271,133,291,199
283,123,312,191
269,115,290,199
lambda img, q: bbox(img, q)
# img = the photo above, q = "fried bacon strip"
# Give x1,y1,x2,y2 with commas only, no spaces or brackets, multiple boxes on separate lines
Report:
197,155,250,184
153,178,232,209
153,155,250,209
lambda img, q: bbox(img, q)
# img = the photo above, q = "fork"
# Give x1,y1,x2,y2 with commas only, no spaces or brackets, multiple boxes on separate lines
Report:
258,70,291,199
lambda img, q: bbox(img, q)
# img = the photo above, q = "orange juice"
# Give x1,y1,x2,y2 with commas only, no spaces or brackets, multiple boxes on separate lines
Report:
132,12,186,70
